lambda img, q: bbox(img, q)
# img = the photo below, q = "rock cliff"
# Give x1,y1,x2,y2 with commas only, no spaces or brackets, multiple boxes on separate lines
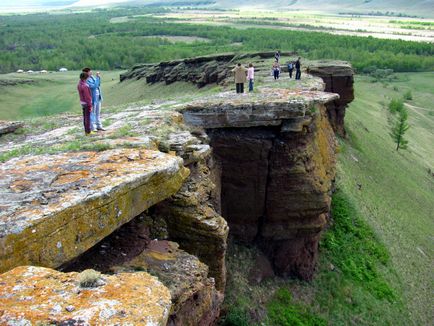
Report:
120,51,296,87
182,88,338,280
0,54,355,324
307,61,354,136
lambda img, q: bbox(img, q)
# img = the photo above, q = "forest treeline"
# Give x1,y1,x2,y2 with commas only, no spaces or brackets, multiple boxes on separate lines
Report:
0,7,433,73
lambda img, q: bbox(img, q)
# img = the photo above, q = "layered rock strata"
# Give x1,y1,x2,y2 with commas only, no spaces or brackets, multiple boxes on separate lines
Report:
0,266,171,325
120,51,296,87
307,61,355,136
0,148,189,273
183,88,338,280
153,132,229,291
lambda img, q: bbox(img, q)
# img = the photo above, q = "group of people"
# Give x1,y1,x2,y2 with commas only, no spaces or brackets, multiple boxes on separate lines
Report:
231,52,302,94
77,67,105,135
272,52,302,80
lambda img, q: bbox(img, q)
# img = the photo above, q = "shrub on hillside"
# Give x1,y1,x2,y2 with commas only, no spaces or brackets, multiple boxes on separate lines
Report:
388,99,404,113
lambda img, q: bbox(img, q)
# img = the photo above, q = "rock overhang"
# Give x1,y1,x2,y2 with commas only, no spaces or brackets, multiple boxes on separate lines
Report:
0,148,189,273
181,88,339,129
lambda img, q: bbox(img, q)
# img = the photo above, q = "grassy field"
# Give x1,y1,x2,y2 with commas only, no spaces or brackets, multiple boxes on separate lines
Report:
156,9,434,43
0,71,122,121
336,72,434,324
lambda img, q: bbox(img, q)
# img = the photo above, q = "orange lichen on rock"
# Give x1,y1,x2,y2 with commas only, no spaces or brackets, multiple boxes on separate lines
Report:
0,148,189,273
0,266,171,325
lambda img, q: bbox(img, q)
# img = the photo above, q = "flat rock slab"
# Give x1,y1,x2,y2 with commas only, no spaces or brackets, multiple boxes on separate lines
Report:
0,266,171,325
0,148,189,273
0,120,24,136
182,89,339,128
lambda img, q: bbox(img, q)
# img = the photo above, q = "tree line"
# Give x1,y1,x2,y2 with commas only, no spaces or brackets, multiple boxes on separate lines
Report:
0,7,433,73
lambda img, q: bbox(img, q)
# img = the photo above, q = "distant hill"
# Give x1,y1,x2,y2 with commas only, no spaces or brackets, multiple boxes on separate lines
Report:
129,0,434,17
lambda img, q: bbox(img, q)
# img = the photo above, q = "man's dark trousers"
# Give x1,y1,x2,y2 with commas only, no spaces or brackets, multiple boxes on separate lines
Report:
236,83,244,93
82,104,92,133
295,69,301,80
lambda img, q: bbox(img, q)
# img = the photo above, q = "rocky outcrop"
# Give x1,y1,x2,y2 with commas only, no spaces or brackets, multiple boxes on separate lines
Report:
0,120,24,136
153,132,229,291
0,148,189,273
182,88,338,280
307,61,354,136
113,240,223,326
120,51,296,87
0,266,171,325
0,54,356,323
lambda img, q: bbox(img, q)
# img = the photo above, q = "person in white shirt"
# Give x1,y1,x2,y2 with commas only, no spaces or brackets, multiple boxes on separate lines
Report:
247,63,254,92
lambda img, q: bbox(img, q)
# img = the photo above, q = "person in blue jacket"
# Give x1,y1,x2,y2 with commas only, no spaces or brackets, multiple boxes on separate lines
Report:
82,67,105,131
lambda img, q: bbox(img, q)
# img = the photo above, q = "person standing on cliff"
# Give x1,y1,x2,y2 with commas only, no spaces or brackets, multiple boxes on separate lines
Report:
231,63,247,94
272,61,280,80
77,72,93,135
295,57,302,80
287,61,294,79
82,67,105,132
274,50,280,63
247,63,254,92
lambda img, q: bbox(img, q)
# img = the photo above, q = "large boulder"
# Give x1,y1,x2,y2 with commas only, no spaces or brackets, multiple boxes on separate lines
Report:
113,240,223,326
0,148,189,273
0,266,171,325
0,120,24,136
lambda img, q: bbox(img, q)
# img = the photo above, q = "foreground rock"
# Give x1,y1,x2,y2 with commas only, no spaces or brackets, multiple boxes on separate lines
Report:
0,266,171,325
0,148,189,273
113,240,223,326
0,120,24,136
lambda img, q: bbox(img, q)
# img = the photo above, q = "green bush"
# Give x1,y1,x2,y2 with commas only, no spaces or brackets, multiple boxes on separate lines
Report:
323,190,396,302
403,90,413,100
388,98,405,113
220,307,250,326
267,289,326,326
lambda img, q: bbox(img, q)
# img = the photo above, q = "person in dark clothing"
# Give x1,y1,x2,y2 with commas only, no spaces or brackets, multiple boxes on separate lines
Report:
77,72,93,135
274,50,280,63
287,61,294,78
295,57,301,80
272,61,280,80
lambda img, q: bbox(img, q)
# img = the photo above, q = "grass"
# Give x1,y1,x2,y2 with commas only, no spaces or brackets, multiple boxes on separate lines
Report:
0,71,123,121
335,72,434,325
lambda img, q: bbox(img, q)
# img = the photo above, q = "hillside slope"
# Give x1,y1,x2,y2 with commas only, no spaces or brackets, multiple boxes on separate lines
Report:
337,72,434,324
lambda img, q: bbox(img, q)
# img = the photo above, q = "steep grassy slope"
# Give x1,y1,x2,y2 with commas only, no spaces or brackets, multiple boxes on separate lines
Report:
337,72,434,324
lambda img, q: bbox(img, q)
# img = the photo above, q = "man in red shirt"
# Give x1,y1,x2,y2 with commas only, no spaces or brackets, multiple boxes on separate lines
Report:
77,72,93,135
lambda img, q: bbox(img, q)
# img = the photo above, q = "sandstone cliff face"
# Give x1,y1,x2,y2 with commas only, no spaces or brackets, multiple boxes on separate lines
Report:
307,61,355,136
183,88,338,280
